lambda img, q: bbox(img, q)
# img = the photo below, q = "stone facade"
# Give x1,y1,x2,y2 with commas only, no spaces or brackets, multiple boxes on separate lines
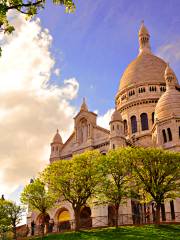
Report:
29,22,180,231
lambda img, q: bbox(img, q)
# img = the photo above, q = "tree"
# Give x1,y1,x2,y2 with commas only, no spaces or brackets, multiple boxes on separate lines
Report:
0,198,10,239
98,148,131,228
128,147,180,224
0,0,75,34
21,178,57,237
42,150,103,231
0,0,75,55
0,198,24,240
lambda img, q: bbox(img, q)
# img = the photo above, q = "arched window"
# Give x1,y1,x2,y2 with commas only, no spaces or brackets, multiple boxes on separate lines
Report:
152,112,155,124
112,125,114,131
113,144,115,149
167,128,172,141
162,129,167,143
131,116,137,134
140,113,149,131
179,127,180,139
123,120,128,136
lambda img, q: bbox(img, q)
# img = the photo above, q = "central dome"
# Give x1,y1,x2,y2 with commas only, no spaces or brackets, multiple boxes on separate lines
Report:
118,52,167,92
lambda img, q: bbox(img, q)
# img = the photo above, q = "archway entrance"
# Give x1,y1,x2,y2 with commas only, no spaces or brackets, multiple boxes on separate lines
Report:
36,213,50,234
79,206,92,228
57,208,71,231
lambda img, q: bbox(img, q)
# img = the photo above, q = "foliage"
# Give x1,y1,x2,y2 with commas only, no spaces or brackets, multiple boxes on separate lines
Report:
97,148,131,227
31,225,180,240
127,147,180,223
0,199,24,239
0,0,75,55
21,178,57,236
42,150,103,231
0,0,75,33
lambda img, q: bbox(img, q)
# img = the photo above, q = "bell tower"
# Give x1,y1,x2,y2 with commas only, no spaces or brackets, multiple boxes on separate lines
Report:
109,108,125,149
50,129,63,163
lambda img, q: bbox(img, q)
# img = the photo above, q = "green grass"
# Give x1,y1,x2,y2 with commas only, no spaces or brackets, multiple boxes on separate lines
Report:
30,224,180,240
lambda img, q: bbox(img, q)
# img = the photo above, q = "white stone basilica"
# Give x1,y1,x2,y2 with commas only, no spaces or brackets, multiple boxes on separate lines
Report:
29,22,180,230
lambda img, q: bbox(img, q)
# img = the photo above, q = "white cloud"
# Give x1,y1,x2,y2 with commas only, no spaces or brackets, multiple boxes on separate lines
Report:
156,39,180,65
0,11,79,197
97,108,114,130
54,68,60,76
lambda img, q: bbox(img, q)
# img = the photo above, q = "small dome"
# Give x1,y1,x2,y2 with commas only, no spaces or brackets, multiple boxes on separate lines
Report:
111,109,122,122
52,129,62,144
139,22,149,36
155,88,180,120
118,53,167,92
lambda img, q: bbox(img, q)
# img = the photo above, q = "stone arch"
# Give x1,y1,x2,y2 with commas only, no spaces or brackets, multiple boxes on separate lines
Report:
131,115,137,134
35,213,50,225
140,113,149,131
78,117,89,144
79,206,92,228
167,128,172,141
54,207,71,231
35,213,50,234
162,129,167,143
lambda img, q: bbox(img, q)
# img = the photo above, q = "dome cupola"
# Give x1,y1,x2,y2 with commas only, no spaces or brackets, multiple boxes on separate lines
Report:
111,108,122,122
52,129,62,144
155,64,180,120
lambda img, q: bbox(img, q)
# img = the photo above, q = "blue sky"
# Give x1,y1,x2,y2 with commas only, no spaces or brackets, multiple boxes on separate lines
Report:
38,0,180,114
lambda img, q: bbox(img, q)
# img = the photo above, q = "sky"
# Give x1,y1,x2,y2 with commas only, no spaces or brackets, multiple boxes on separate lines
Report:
0,0,180,203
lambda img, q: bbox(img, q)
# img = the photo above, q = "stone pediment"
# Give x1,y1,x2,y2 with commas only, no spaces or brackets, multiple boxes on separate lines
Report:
60,124,110,159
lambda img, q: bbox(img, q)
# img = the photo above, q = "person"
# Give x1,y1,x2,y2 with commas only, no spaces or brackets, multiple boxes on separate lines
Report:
31,220,35,236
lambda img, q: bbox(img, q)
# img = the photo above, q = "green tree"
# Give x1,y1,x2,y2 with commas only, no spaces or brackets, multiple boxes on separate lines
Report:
128,147,180,224
98,148,131,228
0,198,24,240
0,0,75,55
0,0,75,34
21,178,57,237
0,198,10,239
42,150,103,231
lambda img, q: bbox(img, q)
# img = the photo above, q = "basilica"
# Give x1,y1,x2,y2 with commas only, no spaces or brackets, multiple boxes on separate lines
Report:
28,22,180,231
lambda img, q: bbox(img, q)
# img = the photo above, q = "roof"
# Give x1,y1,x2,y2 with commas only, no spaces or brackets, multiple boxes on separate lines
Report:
118,52,167,92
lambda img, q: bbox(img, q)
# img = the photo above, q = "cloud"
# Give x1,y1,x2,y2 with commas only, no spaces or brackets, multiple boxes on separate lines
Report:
54,68,60,76
156,39,180,65
0,11,79,197
97,109,114,130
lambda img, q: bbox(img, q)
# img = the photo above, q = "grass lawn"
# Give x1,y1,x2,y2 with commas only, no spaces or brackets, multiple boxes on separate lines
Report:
30,224,180,240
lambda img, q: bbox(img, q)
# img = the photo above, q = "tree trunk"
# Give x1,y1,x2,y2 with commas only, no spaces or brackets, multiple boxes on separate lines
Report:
155,203,161,224
41,213,46,239
12,223,17,240
74,207,81,231
115,204,119,228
